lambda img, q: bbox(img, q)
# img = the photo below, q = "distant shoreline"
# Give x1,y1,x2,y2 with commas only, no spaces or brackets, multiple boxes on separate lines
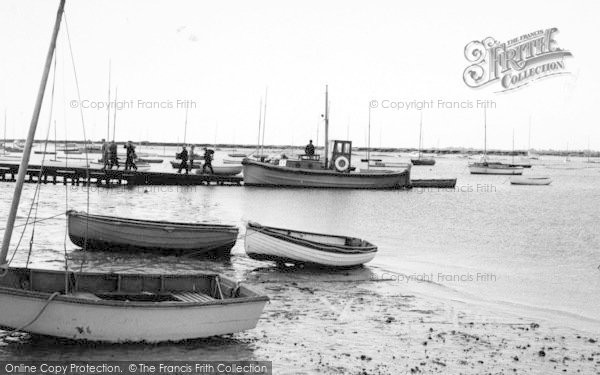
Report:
2,139,599,158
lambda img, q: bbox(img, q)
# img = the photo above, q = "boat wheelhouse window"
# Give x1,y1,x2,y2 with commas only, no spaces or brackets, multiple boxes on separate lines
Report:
344,143,351,154
337,143,343,153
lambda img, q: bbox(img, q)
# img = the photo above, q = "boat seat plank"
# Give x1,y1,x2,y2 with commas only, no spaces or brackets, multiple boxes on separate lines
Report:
172,291,215,303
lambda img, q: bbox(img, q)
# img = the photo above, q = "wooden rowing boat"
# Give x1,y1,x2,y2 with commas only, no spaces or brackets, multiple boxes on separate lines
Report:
0,267,268,342
245,222,377,268
67,210,239,256
194,165,243,176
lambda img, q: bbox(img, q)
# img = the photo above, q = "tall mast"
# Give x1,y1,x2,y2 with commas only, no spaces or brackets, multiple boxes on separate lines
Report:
1,0,66,266
367,105,371,165
106,60,111,141
483,106,487,157
512,128,515,164
418,111,423,159
183,104,188,145
255,98,262,157
260,87,268,156
3,110,6,155
324,85,329,167
528,116,531,150
112,87,118,142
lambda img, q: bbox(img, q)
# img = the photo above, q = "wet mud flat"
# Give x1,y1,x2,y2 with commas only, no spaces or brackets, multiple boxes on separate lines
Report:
243,265,600,374
1,262,598,374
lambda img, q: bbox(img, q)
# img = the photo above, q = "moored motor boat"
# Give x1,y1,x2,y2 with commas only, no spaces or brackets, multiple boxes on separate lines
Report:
244,222,377,268
0,267,268,342
67,210,239,256
509,176,552,185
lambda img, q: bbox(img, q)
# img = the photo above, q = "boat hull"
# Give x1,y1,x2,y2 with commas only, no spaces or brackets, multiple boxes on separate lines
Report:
242,159,410,189
509,177,552,185
67,211,239,256
0,268,268,343
411,158,435,166
468,164,523,175
195,165,243,176
410,178,457,188
245,224,377,267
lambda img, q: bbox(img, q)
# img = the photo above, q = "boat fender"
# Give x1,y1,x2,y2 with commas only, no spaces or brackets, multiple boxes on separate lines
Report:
334,156,350,172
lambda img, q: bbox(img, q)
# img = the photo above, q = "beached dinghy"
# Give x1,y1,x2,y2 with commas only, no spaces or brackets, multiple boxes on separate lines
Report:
510,176,552,185
67,210,239,256
0,267,268,342
245,222,377,267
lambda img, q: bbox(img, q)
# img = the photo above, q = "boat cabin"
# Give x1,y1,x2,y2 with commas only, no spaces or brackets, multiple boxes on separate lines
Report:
277,140,353,172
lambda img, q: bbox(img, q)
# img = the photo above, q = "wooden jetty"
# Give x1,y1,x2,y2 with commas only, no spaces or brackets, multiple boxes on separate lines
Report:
410,178,457,188
0,162,242,186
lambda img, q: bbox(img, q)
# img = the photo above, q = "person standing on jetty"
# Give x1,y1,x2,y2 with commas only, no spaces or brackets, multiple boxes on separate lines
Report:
178,146,189,174
190,145,196,169
108,140,119,169
124,141,137,171
101,138,109,170
202,147,214,174
305,140,315,156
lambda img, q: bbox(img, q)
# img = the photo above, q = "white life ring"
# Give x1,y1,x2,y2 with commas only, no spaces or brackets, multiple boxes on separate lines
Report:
334,156,350,172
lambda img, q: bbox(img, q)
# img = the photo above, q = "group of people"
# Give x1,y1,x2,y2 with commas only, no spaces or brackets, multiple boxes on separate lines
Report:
101,139,137,171
177,145,214,174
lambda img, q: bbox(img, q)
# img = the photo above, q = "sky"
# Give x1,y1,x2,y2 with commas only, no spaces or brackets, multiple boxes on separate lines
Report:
0,0,598,151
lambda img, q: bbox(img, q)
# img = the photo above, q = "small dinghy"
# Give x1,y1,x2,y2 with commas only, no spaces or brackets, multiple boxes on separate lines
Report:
510,176,552,185
195,165,243,176
245,222,377,268
0,267,268,342
67,210,239,256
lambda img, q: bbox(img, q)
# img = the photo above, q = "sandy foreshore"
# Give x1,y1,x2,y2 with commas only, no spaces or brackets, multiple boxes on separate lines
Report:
240,264,600,374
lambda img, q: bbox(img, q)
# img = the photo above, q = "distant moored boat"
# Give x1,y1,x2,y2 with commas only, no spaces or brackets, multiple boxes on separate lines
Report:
509,176,552,185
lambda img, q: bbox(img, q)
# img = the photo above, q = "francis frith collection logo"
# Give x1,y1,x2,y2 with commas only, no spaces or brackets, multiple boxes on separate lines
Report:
463,28,572,92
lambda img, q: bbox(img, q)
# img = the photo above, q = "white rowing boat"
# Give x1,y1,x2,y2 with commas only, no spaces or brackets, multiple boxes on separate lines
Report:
0,267,268,342
509,176,552,185
245,222,377,268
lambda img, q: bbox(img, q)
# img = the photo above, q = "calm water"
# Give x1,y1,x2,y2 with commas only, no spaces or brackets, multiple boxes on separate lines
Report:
0,147,599,357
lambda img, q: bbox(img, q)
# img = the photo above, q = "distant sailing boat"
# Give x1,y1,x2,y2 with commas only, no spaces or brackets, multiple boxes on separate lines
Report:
468,108,523,175
0,0,267,342
411,111,435,166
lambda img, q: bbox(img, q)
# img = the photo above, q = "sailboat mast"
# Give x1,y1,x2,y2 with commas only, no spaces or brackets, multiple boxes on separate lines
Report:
418,111,423,159
260,88,267,156
112,87,118,142
1,0,66,266
106,60,111,141
324,85,329,167
512,128,515,164
183,105,188,145
255,98,262,157
3,110,6,156
483,107,487,157
367,105,371,165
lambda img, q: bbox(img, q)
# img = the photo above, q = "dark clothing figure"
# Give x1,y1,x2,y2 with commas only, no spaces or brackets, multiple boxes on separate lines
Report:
108,142,119,169
202,148,214,174
101,141,110,170
305,140,315,156
124,142,137,171
190,146,196,169
178,147,189,174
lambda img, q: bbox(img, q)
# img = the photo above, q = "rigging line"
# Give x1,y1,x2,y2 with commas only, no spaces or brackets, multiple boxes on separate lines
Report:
59,24,71,291
63,13,90,273
26,40,60,269
0,292,60,339
0,213,64,232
